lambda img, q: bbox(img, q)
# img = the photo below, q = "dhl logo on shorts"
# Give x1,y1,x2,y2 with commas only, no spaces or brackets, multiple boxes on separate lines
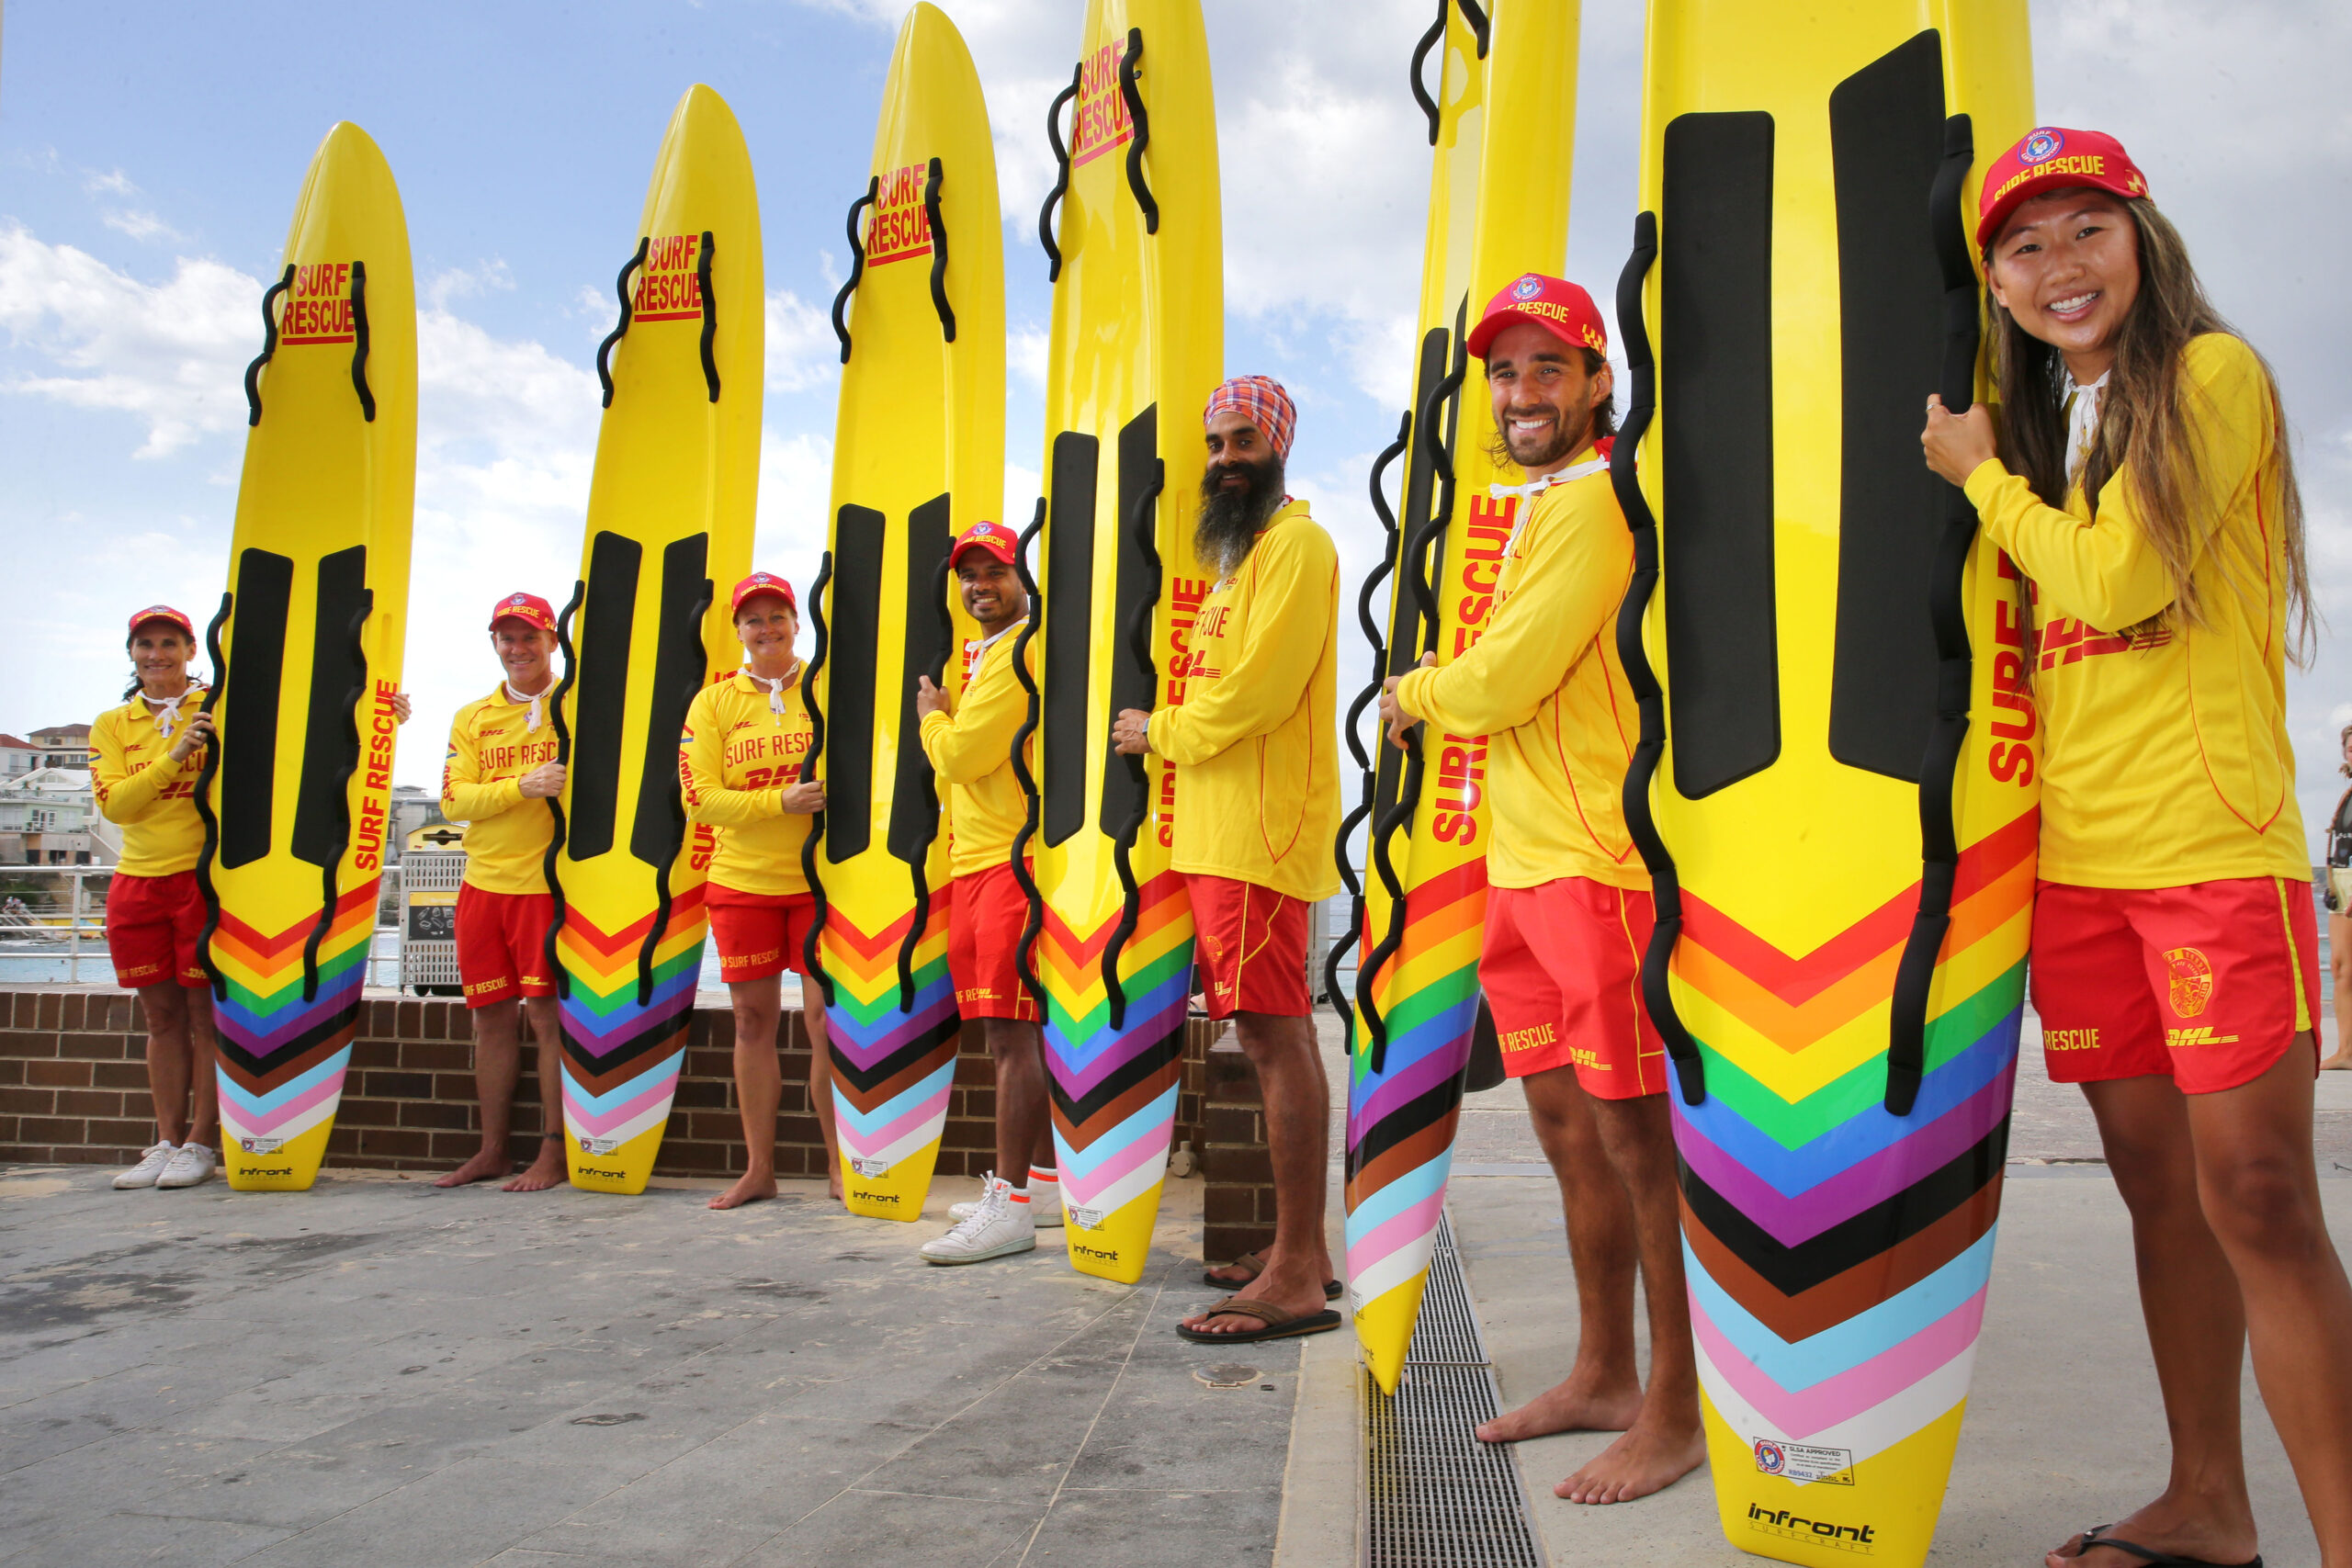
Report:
2165,1026,2242,1050
2164,946,2215,1019
1498,1022,1555,1054
2043,1027,2102,1052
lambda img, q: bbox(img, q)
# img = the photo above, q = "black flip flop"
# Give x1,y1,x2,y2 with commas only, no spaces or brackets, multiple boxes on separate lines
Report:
1201,1250,1342,1300
1176,1296,1342,1344
2064,1524,2262,1568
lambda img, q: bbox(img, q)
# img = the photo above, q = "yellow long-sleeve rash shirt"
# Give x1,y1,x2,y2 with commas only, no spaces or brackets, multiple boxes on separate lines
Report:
1962,332,2306,888
679,670,815,897
441,685,560,895
920,620,1035,878
90,689,208,877
1393,461,1645,892
1145,500,1341,903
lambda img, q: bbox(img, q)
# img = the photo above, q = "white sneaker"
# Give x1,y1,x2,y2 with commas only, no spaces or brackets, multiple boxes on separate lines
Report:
156,1142,218,1190
951,1175,1061,1227
922,1174,1036,1265
114,1141,176,1190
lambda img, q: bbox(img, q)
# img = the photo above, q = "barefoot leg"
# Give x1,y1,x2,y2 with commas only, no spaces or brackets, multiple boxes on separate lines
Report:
2324,908,2352,1069
1556,1092,1705,1504
502,995,569,1192
802,997,842,1201
1476,1066,1644,1443
439,998,520,1188
712,976,782,1211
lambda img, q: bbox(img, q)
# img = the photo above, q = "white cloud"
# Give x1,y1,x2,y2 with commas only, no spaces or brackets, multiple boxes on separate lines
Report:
765,288,839,394
424,258,515,310
101,209,185,244
81,168,138,197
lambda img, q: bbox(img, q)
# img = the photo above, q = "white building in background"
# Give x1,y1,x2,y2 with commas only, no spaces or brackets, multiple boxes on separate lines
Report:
0,769,113,866
26,725,94,771
0,735,40,779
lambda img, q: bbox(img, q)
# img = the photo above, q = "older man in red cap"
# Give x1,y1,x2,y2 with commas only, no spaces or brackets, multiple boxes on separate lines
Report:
911,519,1061,1263
1380,276,1702,1505
436,591,569,1190
1114,374,1343,1343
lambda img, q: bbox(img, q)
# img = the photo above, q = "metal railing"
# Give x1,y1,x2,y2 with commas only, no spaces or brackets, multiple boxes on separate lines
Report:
0,865,401,987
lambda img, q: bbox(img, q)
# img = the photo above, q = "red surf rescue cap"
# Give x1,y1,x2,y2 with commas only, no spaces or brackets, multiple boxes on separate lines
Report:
488,592,557,633
730,572,797,615
127,604,196,639
1466,273,1610,361
1976,126,2149,249
950,520,1019,570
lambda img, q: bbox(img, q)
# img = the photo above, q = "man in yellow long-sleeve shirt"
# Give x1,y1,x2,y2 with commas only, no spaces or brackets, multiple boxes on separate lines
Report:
1113,375,1342,1342
437,592,569,1192
1381,276,1702,1505
911,519,1059,1263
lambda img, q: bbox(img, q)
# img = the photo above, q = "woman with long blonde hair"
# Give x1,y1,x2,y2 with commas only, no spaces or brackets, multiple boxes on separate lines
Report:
1926,127,2352,1568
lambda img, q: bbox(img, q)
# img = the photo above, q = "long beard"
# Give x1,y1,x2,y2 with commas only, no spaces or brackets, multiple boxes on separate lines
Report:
1194,455,1285,577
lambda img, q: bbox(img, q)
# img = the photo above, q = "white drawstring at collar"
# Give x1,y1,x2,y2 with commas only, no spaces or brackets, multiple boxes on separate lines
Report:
504,681,551,732
141,683,198,739
749,664,800,728
2062,369,2109,489
1488,449,1611,556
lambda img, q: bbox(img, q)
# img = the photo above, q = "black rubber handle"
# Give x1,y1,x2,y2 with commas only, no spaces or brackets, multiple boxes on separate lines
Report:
299,590,376,1006
191,591,234,999
923,157,956,344
633,580,712,1008
243,266,293,426
1038,65,1082,283
348,261,377,423
1609,209,1706,1106
595,238,648,409
797,552,838,1006
831,184,876,365
1408,0,1447,146
540,578,588,1002
891,543,959,1013
695,231,720,403
1101,457,1166,1031
1454,0,1490,57
1006,502,1051,1014
1119,27,1159,235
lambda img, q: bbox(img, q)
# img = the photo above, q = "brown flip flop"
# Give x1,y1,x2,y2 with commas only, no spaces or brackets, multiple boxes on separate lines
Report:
1201,1250,1342,1300
1176,1295,1342,1344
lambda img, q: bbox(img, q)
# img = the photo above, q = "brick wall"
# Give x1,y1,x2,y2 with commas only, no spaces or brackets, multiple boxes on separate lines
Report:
0,990,1232,1190
1201,1039,1276,1267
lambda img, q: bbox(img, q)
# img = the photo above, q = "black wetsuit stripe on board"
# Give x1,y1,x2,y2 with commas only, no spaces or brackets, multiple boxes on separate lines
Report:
289,546,370,868
1041,432,1100,848
564,531,643,862
219,548,293,872
1660,110,1781,798
886,493,955,863
1099,406,1159,839
824,508,886,863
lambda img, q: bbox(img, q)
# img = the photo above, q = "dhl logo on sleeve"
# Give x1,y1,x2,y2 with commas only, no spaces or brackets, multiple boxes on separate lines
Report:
282,262,357,345
865,164,936,265
633,233,707,322
1071,35,1135,167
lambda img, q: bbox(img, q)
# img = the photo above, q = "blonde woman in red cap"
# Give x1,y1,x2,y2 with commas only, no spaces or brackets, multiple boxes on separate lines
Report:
91,606,223,1190
1926,128,2352,1568
1381,276,1702,1506
680,572,840,1209
436,592,571,1192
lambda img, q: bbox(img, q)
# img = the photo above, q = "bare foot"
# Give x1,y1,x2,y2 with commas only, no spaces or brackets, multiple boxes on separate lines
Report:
2045,1497,2258,1568
501,1138,567,1192
829,1168,844,1201
709,1170,778,1211
2319,1054,2352,1070
435,1149,512,1189
1476,1370,1642,1444
1180,1256,1330,1337
1555,1414,1707,1504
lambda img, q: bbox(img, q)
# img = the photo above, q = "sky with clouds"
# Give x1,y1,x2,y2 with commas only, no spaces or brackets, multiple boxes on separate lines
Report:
4,0,2349,850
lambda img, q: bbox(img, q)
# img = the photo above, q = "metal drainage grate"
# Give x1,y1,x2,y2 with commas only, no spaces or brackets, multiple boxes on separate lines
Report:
1363,1213,1546,1568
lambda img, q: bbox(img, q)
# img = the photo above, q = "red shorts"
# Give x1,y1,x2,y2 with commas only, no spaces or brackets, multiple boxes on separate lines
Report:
706,884,817,984
2031,877,2320,1095
105,871,209,990
950,862,1038,1021
1478,877,1667,1100
1182,874,1310,1019
456,886,556,1009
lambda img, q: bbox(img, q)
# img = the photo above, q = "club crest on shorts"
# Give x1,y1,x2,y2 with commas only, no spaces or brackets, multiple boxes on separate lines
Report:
2163,945,2214,1018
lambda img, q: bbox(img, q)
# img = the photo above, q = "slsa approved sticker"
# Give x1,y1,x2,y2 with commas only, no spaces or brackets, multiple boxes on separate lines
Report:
1754,1438,1856,1485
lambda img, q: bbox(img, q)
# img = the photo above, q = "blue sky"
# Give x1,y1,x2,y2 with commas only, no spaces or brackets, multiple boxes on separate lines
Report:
6,0,2350,848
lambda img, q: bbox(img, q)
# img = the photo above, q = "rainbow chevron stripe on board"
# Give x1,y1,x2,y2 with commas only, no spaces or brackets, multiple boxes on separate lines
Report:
205,120,415,1192
1342,0,1580,1391
1622,3,2037,1561
552,891,708,1175
823,901,960,1219
213,884,379,1179
1041,872,1191,1266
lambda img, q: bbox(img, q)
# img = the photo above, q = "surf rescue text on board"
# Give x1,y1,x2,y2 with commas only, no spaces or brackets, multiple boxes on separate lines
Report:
632,233,706,321
1070,35,1135,166
865,164,935,265
1430,495,1514,844
1988,552,2038,786
281,262,356,345
354,679,401,871
1156,575,1212,847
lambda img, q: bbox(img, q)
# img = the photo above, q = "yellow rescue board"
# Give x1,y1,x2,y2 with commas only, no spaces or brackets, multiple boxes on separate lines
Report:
1342,0,1583,1393
205,122,416,1193
811,2,1006,1222
1032,0,1222,1282
1619,3,2037,1562
548,85,763,1195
